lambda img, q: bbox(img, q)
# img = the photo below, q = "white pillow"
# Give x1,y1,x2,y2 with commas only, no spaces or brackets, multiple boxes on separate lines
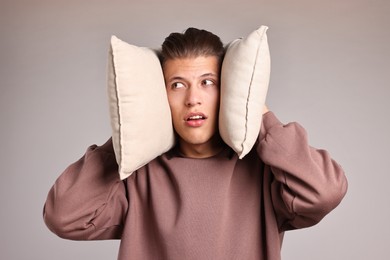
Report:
219,26,270,159
107,36,175,180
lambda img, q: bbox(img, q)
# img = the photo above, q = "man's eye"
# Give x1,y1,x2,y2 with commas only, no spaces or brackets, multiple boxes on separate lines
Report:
172,82,185,89
202,79,215,86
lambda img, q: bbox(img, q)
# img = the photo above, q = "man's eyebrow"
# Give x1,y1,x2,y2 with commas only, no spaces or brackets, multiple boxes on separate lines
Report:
167,73,218,82
167,76,185,82
200,73,218,78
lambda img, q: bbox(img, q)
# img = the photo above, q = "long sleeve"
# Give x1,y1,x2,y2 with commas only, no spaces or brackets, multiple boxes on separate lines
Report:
43,138,128,240
257,112,348,231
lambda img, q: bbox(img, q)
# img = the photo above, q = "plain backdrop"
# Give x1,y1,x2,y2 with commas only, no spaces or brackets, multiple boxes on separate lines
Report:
1,0,389,259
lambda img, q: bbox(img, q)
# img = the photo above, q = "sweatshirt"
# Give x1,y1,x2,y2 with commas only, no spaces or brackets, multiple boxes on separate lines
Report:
43,112,348,260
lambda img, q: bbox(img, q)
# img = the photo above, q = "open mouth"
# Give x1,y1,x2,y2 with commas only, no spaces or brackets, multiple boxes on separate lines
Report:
186,115,206,121
184,113,207,127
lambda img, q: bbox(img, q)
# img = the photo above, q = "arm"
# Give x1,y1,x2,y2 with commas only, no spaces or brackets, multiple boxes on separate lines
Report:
43,138,128,240
257,111,348,231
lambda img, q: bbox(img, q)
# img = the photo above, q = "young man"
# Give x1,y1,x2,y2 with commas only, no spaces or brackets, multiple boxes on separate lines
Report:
44,28,348,260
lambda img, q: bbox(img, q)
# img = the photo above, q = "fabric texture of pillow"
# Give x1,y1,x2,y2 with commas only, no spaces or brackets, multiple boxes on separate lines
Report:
219,25,270,159
107,36,175,180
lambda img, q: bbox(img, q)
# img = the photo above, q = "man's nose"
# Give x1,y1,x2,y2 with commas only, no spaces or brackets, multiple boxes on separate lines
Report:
185,86,202,107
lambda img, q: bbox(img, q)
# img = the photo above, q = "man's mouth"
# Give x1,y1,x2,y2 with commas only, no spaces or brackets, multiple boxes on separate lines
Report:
184,113,207,127
186,115,206,121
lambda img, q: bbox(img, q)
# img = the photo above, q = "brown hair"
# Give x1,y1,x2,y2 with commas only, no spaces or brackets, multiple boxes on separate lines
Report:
160,27,225,66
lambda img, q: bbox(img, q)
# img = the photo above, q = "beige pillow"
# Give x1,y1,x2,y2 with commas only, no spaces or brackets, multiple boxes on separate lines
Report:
219,26,270,159
107,36,175,180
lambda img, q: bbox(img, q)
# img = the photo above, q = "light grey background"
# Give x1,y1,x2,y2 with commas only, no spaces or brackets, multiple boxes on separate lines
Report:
1,0,389,259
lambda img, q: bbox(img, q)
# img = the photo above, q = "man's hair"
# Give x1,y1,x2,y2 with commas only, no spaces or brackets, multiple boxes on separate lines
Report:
160,27,225,66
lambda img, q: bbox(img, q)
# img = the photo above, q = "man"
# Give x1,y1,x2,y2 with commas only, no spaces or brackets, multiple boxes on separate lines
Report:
44,28,348,260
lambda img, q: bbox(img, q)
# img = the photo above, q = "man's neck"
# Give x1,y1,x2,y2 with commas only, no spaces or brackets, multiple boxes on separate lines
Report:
179,136,225,159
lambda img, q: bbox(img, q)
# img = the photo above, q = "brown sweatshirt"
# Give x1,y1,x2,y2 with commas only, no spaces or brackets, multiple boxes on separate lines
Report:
43,112,348,260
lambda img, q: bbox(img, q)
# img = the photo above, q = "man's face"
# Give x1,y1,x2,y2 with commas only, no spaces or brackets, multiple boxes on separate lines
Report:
163,56,221,157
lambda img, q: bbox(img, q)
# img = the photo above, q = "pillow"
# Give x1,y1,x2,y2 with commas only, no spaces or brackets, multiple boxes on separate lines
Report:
219,26,270,159
107,36,175,180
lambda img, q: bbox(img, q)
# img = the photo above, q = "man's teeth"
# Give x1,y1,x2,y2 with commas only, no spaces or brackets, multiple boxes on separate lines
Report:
188,115,203,120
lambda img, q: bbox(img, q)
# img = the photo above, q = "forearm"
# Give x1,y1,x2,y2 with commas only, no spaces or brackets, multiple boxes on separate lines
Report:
257,112,348,230
43,138,128,240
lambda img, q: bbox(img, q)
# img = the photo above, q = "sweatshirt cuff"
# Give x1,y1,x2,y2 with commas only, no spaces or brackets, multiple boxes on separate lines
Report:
260,111,283,139
100,138,115,153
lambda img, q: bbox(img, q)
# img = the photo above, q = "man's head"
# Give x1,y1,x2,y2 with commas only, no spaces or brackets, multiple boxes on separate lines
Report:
160,28,225,158
160,27,225,69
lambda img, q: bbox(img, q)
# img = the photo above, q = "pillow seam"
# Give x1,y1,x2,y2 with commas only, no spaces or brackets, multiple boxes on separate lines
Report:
111,45,125,174
241,30,265,155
